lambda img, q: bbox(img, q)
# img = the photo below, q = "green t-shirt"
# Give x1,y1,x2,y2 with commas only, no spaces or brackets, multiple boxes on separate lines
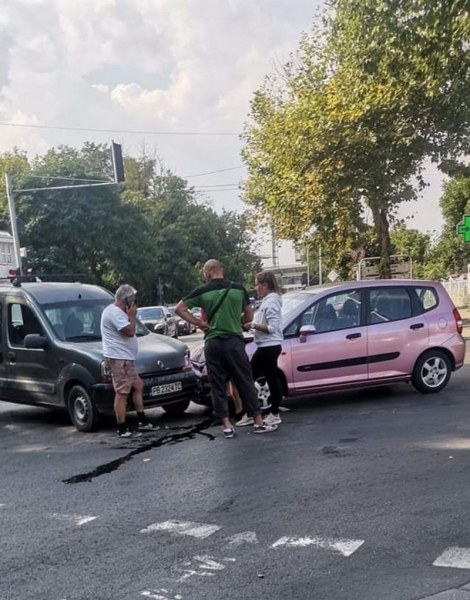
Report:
184,279,250,340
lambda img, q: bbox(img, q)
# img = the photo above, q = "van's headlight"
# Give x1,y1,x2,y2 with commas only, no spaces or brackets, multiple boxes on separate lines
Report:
183,348,191,370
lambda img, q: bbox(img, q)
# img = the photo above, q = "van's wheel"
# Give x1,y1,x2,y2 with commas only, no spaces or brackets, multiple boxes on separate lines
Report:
162,399,190,415
412,350,452,393
67,384,100,431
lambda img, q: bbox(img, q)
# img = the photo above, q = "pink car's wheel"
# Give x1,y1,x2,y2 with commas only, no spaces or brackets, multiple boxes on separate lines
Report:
412,350,452,393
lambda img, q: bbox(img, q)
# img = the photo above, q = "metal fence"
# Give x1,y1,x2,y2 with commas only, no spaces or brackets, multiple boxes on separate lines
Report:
442,280,469,308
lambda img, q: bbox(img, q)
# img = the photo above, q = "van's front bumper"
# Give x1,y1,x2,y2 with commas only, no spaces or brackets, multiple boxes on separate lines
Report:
90,369,198,414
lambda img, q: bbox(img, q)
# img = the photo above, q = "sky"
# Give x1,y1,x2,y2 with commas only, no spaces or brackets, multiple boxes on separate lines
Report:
0,0,446,267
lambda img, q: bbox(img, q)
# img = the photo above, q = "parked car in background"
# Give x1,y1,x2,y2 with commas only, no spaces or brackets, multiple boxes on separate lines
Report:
190,306,202,320
191,279,465,409
168,306,197,335
137,305,178,338
0,279,197,431
189,307,205,329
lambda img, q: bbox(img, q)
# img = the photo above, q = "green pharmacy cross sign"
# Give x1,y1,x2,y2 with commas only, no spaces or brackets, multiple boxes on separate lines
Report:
457,215,470,242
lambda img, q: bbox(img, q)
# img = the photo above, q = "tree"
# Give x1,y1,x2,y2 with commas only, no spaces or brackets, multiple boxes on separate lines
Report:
9,145,157,301
424,174,470,279
0,145,262,302
126,165,262,301
390,223,431,278
242,0,470,277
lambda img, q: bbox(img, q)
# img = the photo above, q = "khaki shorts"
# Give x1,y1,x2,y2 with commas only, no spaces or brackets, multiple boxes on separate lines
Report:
106,358,140,395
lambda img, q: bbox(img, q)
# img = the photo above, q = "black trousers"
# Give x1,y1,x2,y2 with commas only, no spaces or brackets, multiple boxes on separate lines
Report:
250,345,283,415
205,335,260,420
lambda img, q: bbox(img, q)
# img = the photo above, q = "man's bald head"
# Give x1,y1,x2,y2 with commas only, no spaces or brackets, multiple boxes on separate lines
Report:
203,259,224,281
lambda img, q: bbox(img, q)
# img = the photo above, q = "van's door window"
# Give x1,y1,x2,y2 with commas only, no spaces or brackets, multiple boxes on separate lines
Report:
8,304,43,347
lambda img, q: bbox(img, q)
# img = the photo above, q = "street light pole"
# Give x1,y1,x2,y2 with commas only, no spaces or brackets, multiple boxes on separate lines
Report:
318,246,322,285
5,173,22,274
306,244,310,286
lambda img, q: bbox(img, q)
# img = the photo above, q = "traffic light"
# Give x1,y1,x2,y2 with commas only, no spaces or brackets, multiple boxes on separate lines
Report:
111,142,125,183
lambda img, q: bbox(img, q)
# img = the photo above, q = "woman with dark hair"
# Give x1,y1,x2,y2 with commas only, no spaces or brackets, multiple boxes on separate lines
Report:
238,270,284,426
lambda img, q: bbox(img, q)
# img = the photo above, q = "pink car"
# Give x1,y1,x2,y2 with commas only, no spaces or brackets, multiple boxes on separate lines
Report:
191,279,465,408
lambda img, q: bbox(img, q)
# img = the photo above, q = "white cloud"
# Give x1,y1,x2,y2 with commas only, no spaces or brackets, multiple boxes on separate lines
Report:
0,0,445,242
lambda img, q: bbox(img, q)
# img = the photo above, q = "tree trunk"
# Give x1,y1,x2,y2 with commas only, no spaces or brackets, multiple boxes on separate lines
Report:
370,204,392,278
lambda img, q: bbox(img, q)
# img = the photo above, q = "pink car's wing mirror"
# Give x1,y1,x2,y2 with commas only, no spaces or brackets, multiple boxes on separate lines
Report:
299,324,317,343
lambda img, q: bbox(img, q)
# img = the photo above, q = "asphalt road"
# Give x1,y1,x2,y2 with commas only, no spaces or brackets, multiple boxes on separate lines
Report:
2,351,470,599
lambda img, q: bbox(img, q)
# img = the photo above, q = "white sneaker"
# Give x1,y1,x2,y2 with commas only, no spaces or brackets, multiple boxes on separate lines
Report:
264,413,282,425
235,414,254,427
253,422,278,434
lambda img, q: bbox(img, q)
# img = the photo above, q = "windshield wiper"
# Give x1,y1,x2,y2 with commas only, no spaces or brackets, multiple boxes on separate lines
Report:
66,334,102,340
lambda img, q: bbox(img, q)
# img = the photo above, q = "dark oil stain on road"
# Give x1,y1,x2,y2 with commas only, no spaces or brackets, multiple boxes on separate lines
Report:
63,418,216,484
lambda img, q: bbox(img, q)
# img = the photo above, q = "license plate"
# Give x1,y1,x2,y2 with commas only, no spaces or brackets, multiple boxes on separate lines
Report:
150,382,182,396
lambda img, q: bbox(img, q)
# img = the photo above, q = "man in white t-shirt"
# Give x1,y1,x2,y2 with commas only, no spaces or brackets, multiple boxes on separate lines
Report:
101,284,157,437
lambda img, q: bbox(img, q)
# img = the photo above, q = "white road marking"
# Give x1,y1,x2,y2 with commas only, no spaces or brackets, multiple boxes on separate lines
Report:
177,569,215,582
141,590,183,599
0,504,5,508
4,425,17,430
193,555,230,571
271,536,364,556
51,514,98,526
433,547,470,569
176,555,235,582
225,531,258,547
140,520,221,538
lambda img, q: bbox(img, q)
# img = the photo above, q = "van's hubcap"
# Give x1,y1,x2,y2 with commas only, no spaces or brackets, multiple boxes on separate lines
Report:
74,395,88,422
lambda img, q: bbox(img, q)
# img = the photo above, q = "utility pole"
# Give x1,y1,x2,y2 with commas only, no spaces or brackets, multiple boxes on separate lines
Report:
157,277,164,305
306,245,310,287
5,173,22,274
318,246,322,285
271,225,279,268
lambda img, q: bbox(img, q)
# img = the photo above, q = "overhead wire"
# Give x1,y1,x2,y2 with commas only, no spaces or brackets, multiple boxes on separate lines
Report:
0,121,239,136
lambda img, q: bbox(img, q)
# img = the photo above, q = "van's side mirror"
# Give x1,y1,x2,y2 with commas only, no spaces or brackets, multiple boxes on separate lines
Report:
24,334,47,349
299,325,317,343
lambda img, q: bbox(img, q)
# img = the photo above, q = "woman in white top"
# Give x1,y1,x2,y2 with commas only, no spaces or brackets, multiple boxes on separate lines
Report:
238,270,284,426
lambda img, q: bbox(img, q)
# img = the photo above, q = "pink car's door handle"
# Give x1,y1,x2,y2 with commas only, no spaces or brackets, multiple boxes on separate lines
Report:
410,323,425,330
346,333,362,340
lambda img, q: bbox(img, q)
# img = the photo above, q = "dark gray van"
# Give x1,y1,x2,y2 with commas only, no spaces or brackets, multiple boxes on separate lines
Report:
0,280,198,431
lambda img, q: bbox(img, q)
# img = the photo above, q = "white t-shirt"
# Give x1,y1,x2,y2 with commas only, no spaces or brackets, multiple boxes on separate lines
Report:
101,304,138,360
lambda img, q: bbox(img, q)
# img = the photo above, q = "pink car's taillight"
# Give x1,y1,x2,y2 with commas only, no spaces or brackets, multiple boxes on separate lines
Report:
453,308,463,334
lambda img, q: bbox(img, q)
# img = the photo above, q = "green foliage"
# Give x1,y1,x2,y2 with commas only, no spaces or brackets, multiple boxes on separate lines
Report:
390,223,431,278
0,145,261,303
425,173,470,279
242,0,470,278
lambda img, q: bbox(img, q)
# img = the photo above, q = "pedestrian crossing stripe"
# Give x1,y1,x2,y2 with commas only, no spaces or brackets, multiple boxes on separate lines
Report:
433,547,470,570
140,520,221,538
271,536,364,556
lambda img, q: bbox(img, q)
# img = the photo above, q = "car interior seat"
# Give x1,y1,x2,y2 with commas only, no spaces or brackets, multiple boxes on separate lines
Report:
371,296,392,323
64,314,83,338
315,303,337,332
340,299,359,327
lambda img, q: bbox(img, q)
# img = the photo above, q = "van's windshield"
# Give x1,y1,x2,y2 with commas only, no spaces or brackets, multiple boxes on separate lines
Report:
41,299,149,341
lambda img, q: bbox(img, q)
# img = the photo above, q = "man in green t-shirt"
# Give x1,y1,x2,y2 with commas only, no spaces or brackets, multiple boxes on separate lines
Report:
175,259,277,439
